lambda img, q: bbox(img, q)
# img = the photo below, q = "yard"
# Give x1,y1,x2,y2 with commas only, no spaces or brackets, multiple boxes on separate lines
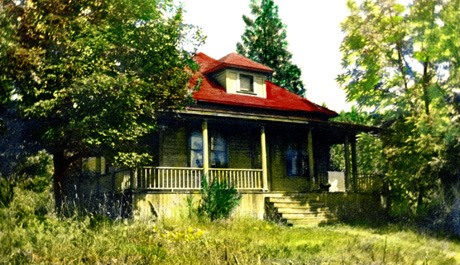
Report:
2,187,459,264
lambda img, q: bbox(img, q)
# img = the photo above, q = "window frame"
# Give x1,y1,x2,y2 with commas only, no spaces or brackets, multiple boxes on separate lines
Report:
238,73,254,93
210,133,228,168
189,131,203,168
285,142,308,177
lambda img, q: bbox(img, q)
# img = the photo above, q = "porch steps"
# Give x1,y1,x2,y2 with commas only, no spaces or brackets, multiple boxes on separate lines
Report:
265,194,337,227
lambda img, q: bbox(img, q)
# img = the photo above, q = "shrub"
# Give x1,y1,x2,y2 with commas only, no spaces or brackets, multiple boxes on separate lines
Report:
198,176,241,221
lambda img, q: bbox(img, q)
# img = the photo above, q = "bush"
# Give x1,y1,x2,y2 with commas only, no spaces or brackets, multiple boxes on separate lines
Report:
198,177,241,221
0,150,52,208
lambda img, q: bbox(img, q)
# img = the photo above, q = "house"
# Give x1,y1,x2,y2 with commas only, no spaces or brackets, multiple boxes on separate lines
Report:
79,52,384,225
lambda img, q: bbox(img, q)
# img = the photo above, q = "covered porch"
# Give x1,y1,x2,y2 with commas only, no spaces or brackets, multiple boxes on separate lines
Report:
103,115,381,195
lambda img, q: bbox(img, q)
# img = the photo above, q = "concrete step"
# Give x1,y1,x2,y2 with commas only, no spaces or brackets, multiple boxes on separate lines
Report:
268,196,323,203
272,202,325,209
265,193,337,227
287,218,338,227
281,212,329,219
276,207,329,214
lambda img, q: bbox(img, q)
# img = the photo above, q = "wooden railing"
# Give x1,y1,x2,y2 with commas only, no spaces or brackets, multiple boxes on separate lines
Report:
208,168,263,190
137,167,204,190
356,174,383,193
132,167,264,191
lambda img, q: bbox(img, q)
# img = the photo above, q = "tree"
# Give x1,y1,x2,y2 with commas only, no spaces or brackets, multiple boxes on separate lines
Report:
330,107,385,177
0,0,203,210
236,0,305,96
338,0,460,217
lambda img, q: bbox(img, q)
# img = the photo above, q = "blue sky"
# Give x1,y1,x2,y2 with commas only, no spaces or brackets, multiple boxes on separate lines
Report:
182,1,352,112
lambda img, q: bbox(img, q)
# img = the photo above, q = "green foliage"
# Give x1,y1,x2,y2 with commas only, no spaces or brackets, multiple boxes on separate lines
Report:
0,0,204,206
1,186,459,265
339,0,460,218
197,177,241,221
331,107,385,175
236,0,305,95
0,151,53,208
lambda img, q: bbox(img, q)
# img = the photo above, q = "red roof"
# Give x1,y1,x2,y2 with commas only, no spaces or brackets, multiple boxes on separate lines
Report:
190,52,337,118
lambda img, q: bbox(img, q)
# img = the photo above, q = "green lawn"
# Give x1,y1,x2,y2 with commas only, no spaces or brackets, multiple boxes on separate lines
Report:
2,188,459,264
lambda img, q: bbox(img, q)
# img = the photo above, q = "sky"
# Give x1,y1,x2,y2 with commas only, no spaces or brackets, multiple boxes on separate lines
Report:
182,0,352,112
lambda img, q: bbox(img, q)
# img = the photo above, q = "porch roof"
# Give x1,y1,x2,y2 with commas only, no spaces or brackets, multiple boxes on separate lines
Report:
177,106,379,136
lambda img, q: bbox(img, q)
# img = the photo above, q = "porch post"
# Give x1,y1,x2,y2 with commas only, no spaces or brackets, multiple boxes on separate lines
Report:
260,126,268,191
351,135,358,192
202,120,209,178
130,168,138,190
344,134,351,191
307,129,315,187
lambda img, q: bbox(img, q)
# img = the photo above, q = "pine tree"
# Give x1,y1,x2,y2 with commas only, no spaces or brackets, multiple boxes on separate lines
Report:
236,0,305,96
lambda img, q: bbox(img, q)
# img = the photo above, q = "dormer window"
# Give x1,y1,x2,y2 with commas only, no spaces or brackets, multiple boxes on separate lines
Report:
239,74,254,93
213,69,267,98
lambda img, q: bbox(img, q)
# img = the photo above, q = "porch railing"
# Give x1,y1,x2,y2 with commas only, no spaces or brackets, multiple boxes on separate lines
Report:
133,167,263,191
355,174,383,193
138,167,204,190
208,168,263,190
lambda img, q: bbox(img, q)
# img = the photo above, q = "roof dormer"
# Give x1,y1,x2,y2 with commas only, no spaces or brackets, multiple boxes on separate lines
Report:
204,53,273,99
213,69,268,98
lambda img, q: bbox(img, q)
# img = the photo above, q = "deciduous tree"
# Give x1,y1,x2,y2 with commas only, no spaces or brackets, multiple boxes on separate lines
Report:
0,0,203,209
339,0,460,216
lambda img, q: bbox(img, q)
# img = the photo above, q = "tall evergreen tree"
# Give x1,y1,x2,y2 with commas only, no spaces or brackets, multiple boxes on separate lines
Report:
236,0,305,96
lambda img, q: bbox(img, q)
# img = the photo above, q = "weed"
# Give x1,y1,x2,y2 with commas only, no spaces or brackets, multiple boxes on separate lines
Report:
197,176,241,221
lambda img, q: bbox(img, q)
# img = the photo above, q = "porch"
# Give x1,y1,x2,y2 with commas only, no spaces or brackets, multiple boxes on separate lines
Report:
87,166,384,223
107,166,382,194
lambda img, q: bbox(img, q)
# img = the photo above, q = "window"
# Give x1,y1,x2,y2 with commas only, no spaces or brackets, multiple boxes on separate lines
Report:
189,131,228,168
286,145,300,176
286,144,307,177
239,74,254,92
82,157,106,174
211,134,228,167
190,131,203,167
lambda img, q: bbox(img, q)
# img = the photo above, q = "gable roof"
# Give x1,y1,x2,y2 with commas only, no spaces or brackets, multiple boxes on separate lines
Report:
190,52,337,118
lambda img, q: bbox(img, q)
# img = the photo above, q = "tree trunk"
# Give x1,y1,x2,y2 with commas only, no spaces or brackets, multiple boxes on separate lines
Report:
52,150,72,215
422,61,430,116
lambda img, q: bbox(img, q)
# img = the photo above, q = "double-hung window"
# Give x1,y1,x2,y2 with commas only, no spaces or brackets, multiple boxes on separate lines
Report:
210,134,227,168
189,131,228,168
286,144,301,176
239,74,254,93
190,131,203,168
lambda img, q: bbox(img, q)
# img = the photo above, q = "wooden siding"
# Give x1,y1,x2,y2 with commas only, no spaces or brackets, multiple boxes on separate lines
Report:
159,127,188,167
227,130,260,169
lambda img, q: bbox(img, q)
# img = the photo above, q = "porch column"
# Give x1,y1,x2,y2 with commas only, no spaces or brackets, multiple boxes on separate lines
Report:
307,129,315,186
344,134,351,191
202,120,209,177
260,126,268,191
351,136,358,192
130,169,138,190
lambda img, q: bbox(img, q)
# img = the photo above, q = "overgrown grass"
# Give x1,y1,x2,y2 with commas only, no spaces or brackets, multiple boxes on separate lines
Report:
1,187,460,264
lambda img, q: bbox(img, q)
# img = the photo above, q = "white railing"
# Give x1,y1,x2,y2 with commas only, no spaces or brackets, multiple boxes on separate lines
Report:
135,167,263,191
208,168,263,190
138,167,204,190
